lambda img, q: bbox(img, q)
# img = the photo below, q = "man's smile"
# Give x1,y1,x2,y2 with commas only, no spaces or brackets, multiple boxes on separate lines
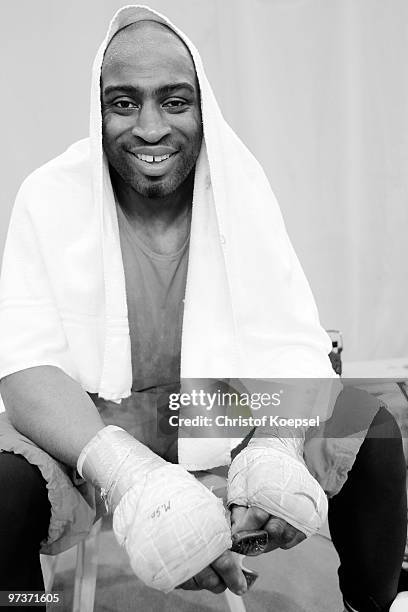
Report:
127,149,179,176
136,153,172,163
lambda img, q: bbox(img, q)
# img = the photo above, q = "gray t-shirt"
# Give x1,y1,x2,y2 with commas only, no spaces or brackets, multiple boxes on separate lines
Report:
90,203,189,461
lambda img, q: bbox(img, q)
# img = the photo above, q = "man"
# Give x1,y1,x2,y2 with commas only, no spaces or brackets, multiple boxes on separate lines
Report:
0,6,405,611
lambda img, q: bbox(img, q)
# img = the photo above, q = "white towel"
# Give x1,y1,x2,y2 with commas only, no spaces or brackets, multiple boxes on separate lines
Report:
0,5,338,470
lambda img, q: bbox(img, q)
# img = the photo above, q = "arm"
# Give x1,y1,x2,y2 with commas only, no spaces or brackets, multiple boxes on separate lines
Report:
0,365,105,468
1,366,247,595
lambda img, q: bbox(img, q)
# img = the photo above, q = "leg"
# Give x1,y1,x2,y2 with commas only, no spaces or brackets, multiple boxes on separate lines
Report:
328,407,407,611
0,452,51,609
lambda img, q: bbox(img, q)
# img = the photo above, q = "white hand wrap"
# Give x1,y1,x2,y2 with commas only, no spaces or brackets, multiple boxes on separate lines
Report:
78,426,232,592
227,436,328,537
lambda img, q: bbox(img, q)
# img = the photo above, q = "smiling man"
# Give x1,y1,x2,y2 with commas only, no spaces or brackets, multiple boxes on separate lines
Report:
0,7,406,612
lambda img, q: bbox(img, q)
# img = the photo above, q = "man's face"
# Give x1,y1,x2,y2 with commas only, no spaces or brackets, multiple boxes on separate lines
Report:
101,22,203,199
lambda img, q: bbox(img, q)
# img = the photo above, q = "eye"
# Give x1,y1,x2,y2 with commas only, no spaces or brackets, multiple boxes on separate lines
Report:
163,98,189,112
113,99,138,111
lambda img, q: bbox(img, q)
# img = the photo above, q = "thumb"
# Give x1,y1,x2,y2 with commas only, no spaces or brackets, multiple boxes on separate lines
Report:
230,505,247,534
230,505,269,534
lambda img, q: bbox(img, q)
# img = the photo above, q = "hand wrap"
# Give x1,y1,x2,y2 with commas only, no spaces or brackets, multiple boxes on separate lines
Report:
227,436,328,537
77,426,232,592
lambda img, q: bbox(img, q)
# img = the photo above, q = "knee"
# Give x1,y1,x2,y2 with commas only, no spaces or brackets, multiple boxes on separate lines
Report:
359,407,406,488
0,452,50,538
367,407,404,452
371,406,403,438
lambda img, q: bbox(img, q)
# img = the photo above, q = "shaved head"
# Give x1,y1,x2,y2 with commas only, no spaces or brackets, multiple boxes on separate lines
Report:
103,20,194,76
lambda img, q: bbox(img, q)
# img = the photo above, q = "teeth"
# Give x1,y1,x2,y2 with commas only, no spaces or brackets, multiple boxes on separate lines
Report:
136,153,171,163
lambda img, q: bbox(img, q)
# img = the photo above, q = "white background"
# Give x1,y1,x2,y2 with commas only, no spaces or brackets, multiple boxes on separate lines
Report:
2,0,408,360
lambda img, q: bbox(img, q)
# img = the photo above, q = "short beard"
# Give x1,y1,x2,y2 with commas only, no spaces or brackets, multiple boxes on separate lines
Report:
137,181,169,199
113,152,197,199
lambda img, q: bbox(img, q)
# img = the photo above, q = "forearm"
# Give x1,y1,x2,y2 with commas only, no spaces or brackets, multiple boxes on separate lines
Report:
0,367,243,594
250,424,306,457
0,365,105,468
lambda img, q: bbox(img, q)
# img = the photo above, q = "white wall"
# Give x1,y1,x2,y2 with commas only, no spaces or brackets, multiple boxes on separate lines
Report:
2,0,408,360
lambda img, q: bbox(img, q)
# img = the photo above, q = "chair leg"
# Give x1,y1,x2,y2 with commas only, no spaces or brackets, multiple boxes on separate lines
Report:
40,554,58,592
223,552,248,612
224,589,247,612
72,519,102,612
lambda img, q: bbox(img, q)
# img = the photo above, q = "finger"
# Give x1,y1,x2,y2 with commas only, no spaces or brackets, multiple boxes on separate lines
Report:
231,505,270,534
279,529,306,550
211,550,248,596
230,505,248,534
263,516,305,552
263,516,288,551
176,577,200,591
193,565,226,594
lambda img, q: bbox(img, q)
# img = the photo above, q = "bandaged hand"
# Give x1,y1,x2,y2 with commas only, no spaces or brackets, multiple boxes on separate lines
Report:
77,426,245,593
227,436,328,548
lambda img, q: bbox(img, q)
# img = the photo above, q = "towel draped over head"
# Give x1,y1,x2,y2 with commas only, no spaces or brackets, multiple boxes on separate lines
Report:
0,5,338,470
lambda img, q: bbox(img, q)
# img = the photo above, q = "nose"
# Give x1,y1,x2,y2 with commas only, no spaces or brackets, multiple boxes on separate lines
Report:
131,103,171,143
